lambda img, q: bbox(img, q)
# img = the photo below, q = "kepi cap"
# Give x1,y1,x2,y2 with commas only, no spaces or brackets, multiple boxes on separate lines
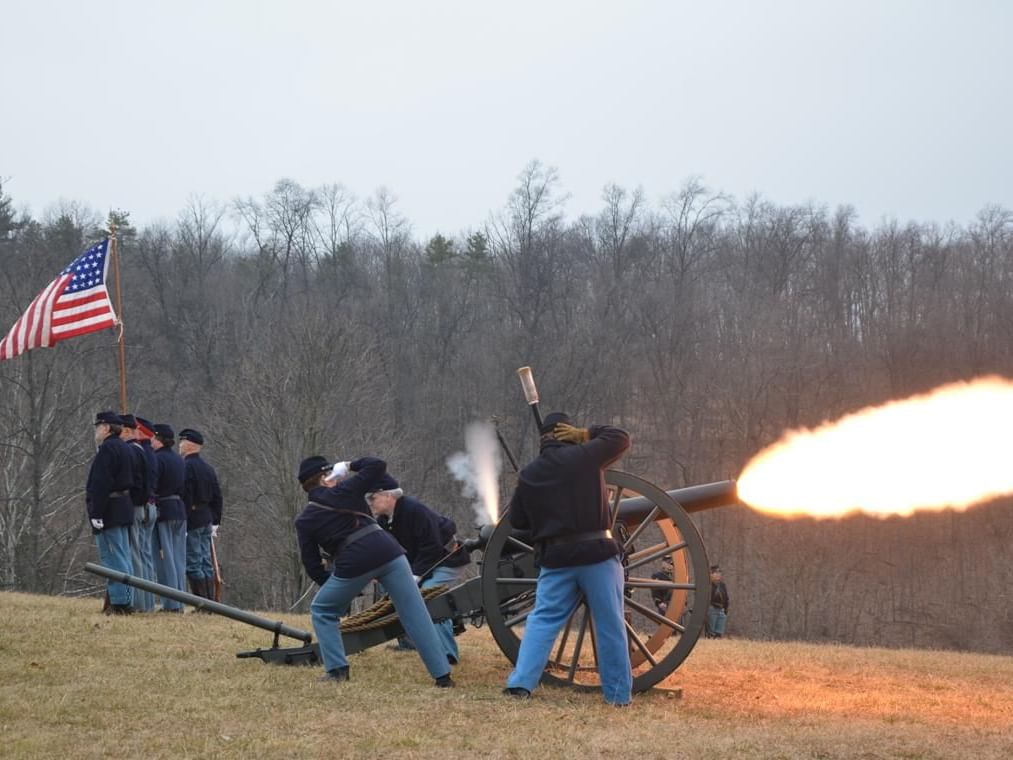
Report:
94,410,123,426
179,428,204,445
298,456,331,484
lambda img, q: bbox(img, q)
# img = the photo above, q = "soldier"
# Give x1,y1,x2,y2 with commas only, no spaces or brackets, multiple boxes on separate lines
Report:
707,564,730,638
151,423,187,611
295,456,453,687
87,411,136,614
179,428,222,600
366,477,470,665
120,414,158,612
503,412,633,705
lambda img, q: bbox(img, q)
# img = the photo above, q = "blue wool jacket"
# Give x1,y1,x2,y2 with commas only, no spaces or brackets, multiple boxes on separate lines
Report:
86,434,135,529
128,439,158,506
136,439,158,502
183,453,223,530
508,425,631,568
154,445,187,522
295,457,404,586
379,495,470,577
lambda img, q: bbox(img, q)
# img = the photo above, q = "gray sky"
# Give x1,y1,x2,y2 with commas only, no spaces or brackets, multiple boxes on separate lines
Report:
4,1,1011,238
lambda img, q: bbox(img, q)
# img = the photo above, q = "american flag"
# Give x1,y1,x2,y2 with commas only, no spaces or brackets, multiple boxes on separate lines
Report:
0,239,118,361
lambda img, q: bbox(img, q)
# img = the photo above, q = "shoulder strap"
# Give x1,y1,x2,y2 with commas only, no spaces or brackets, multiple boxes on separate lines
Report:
307,501,377,524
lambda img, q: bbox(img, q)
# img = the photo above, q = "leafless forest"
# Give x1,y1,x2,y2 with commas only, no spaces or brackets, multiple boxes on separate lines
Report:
2,163,1011,653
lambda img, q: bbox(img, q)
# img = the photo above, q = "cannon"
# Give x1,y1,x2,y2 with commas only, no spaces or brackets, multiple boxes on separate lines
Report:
84,367,740,694
85,476,737,692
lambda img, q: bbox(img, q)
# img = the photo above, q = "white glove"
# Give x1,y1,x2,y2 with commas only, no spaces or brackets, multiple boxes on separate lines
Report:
90,518,104,531
412,575,421,584
211,524,220,538
325,461,350,484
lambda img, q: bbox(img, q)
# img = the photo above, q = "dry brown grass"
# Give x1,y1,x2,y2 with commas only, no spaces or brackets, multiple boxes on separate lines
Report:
1,591,1011,759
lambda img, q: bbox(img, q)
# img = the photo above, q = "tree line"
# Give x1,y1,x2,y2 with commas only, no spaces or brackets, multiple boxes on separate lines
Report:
2,162,1011,651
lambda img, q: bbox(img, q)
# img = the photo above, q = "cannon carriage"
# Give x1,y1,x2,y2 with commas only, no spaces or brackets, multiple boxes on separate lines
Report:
85,475,737,693
85,365,739,692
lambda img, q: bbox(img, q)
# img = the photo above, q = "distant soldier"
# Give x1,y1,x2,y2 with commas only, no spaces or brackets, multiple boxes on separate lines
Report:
120,414,158,612
179,428,222,600
151,423,187,611
651,555,674,615
295,456,453,687
706,564,730,638
87,411,136,614
367,477,471,665
503,412,633,705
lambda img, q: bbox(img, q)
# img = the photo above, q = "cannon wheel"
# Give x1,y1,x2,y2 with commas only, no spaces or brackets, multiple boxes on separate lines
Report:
480,470,711,693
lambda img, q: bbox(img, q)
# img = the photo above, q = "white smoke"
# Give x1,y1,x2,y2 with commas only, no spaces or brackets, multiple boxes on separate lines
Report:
446,421,502,525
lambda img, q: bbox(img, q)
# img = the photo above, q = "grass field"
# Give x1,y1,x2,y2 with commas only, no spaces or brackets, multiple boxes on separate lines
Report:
1,591,1011,759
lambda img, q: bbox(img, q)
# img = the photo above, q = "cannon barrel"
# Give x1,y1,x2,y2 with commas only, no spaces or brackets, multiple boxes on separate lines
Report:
84,562,313,644
617,479,738,525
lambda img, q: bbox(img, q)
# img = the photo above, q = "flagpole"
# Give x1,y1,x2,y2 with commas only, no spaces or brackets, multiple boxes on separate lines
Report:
108,222,128,412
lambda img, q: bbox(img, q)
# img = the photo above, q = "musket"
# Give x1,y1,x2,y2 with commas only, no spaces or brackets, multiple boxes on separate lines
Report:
210,536,224,602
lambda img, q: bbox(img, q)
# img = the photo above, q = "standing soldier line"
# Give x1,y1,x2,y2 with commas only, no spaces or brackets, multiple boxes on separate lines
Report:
86,412,223,613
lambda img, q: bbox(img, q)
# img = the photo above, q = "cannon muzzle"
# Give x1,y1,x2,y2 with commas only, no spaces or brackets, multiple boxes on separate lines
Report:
84,562,313,644
460,523,496,553
617,479,738,525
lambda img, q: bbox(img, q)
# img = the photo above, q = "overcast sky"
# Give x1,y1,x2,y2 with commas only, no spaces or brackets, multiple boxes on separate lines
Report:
4,1,1011,238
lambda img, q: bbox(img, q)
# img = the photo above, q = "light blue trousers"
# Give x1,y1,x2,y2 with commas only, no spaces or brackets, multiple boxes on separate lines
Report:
311,555,450,679
129,504,158,611
506,556,632,705
396,564,466,663
153,519,187,610
95,526,133,606
185,524,213,579
707,605,728,637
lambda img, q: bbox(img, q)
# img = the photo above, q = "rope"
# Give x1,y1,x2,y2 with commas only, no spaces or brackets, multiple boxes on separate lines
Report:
342,584,447,633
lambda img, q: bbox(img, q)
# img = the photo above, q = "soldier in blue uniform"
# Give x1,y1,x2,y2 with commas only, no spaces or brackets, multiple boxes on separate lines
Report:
295,456,453,687
151,423,187,611
179,428,223,600
87,411,136,614
503,412,633,705
121,414,158,611
367,478,470,664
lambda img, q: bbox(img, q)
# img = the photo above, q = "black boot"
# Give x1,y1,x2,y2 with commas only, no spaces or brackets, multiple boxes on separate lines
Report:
435,674,456,688
198,579,215,612
318,666,350,682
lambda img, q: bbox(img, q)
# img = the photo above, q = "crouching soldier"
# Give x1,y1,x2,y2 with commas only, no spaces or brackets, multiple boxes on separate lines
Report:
295,456,454,687
366,479,470,665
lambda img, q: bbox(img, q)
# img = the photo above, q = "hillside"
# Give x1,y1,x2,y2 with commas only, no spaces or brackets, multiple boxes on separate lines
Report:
1,592,1011,759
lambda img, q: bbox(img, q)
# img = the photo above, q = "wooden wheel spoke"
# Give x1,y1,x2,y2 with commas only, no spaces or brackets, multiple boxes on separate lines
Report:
625,577,696,591
608,486,625,531
622,505,661,550
496,577,538,586
624,619,658,666
565,607,590,682
625,541,688,572
506,536,534,553
505,608,532,628
553,604,581,664
624,595,686,633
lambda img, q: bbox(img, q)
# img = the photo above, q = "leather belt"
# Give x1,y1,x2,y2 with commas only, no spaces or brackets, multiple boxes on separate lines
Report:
542,529,613,547
157,495,182,503
109,490,129,498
